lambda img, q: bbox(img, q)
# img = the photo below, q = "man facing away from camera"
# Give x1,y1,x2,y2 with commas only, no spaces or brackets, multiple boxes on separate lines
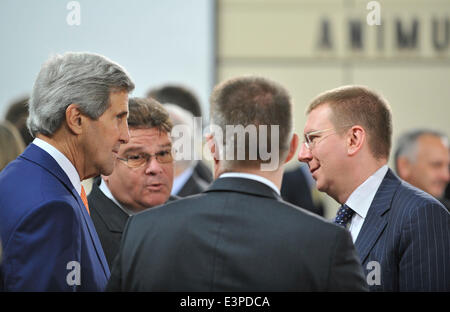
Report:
107,76,367,291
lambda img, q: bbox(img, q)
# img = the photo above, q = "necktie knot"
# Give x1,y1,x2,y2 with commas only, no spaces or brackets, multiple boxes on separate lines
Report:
334,204,354,228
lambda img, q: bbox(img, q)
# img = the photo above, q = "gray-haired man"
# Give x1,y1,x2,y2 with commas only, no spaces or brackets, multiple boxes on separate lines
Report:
0,52,134,291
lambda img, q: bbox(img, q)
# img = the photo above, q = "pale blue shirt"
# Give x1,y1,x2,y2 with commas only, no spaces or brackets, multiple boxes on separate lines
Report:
171,165,195,196
219,172,280,196
346,165,389,242
32,138,82,196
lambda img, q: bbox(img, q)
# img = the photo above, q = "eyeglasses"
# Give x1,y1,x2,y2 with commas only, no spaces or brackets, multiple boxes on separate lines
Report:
303,125,352,150
117,150,173,168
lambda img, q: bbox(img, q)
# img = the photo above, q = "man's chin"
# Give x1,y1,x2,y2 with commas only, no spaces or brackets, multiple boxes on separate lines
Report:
144,197,169,208
99,162,115,177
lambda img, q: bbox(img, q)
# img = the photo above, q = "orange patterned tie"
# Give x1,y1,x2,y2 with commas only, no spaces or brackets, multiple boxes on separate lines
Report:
81,185,90,215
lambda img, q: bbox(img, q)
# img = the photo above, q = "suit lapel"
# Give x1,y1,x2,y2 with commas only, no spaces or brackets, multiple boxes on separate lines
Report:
355,169,400,264
21,144,110,277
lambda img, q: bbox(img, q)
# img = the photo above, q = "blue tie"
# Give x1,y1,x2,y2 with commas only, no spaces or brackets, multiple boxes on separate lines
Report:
334,204,355,228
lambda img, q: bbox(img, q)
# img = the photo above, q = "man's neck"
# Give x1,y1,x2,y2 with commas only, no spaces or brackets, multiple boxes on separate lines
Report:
218,166,283,191
337,158,388,204
36,131,86,179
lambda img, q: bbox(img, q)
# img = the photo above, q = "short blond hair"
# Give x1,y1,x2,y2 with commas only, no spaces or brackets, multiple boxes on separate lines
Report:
307,85,392,159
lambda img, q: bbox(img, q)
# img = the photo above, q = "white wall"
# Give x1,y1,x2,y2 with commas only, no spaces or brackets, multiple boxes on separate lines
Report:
0,0,215,118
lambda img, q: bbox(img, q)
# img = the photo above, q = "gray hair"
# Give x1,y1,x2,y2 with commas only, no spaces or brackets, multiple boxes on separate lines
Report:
394,129,449,171
27,52,135,136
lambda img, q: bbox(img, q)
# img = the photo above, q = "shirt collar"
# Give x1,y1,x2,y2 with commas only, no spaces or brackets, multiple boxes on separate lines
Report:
345,165,389,219
171,164,195,195
219,172,280,196
32,138,82,195
99,178,134,216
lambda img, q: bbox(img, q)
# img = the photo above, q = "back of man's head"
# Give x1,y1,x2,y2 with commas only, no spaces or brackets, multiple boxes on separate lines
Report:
147,85,202,118
307,85,392,160
210,76,293,171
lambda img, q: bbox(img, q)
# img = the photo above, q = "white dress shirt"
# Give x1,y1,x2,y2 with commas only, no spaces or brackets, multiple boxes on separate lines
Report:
346,164,389,242
219,172,281,196
32,138,82,196
98,178,134,216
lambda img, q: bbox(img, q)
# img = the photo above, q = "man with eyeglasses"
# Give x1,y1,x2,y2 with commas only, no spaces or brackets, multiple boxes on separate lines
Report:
88,97,178,268
298,85,450,291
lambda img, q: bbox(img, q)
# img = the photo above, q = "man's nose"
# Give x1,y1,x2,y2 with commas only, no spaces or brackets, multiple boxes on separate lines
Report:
298,142,312,163
144,157,163,175
119,122,130,144
441,165,450,183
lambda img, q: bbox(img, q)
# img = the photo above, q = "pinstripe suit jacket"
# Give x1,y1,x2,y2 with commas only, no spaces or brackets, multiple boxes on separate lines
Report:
355,169,450,291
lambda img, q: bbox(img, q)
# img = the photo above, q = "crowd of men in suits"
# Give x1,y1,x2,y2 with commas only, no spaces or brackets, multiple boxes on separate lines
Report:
0,52,449,291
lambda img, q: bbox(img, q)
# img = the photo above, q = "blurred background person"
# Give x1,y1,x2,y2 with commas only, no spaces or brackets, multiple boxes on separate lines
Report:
5,96,33,146
394,129,450,211
148,84,213,185
165,104,210,197
148,84,203,118
0,120,25,172
88,97,177,268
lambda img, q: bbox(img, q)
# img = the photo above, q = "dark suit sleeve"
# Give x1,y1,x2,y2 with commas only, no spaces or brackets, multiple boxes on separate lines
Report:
328,227,368,291
106,215,134,291
3,201,81,291
399,203,450,291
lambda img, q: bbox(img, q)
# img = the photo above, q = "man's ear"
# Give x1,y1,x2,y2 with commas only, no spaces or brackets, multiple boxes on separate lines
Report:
396,157,411,180
206,133,220,165
65,104,84,135
284,133,299,164
347,125,365,156
206,133,221,179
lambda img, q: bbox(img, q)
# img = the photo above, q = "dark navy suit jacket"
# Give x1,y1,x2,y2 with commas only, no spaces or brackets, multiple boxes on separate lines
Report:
0,144,110,291
356,169,450,291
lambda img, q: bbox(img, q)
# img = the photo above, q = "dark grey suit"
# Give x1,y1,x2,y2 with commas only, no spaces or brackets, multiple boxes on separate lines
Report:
107,177,367,291
88,177,178,269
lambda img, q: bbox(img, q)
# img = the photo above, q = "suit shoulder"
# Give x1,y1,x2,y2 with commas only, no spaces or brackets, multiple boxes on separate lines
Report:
394,181,448,215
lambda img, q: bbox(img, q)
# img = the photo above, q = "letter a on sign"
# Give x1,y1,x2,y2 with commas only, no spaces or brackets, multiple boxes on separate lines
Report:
366,1,381,26
66,1,81,26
